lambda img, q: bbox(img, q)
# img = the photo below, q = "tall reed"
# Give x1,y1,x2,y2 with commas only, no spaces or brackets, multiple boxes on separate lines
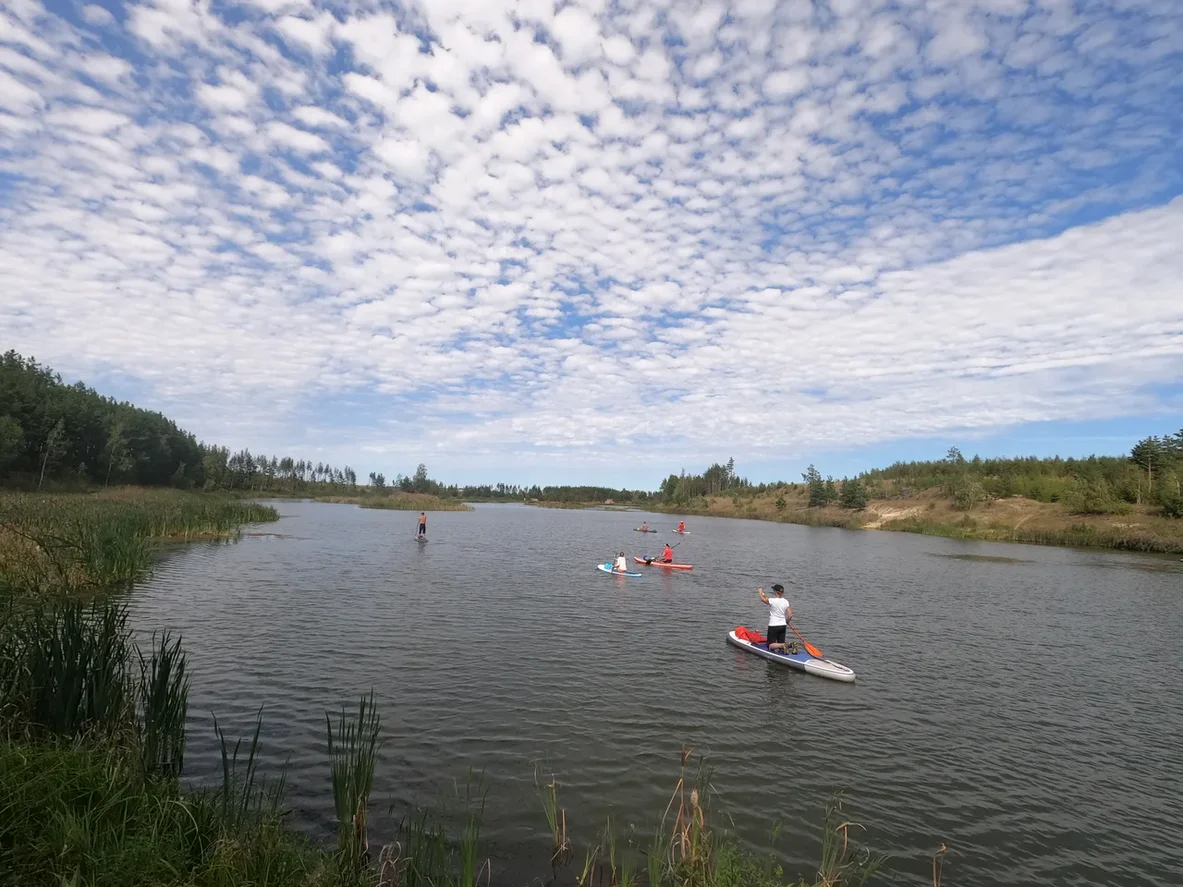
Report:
210,706,287,835
13,598,132,740
536,765,570,860
327,691,382,876
0,490,278,597
137,631,189,779
815,795,882,887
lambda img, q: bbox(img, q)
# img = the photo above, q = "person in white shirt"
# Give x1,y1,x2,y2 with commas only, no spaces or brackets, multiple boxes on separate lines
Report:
758,584,793,651
614,551,628,573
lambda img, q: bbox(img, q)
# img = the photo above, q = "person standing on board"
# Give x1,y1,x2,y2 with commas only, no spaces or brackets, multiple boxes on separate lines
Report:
614,551,629,573
660,542,675,563
416,512,427,539
758,584,792,651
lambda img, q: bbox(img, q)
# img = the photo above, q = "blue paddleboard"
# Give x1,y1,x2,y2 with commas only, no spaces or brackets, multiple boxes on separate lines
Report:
597,563,642,578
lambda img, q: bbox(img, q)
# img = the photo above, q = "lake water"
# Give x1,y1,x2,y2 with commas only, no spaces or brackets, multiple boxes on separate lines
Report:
127,501,1183,886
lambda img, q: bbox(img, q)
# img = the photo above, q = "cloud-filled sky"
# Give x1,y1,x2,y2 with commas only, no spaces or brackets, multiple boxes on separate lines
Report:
2,0,1181,486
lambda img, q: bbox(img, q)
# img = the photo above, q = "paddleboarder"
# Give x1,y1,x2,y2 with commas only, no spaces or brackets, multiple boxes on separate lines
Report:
639,521,650,532
758,584,792,651
416,512,427,539
614,551,629,573
677,520,686,533
660,542,674,563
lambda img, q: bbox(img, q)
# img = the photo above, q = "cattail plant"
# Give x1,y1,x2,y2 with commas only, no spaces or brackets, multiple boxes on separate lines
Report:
327,691,382,877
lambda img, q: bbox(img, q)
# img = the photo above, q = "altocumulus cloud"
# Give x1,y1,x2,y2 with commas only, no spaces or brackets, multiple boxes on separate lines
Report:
1,0,1182,479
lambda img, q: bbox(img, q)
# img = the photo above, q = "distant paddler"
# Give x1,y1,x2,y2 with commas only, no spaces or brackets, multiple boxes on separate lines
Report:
416,512,427,539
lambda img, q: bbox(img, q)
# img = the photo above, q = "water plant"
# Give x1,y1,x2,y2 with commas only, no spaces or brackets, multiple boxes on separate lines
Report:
0,490,278,598
137,630,189,779
328,691,383,876
536,764,570,861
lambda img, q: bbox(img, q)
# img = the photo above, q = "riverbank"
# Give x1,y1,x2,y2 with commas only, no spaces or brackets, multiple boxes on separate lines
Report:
653,488,1183,554
524,499,642,510
0,488,278,598
316,491,473,511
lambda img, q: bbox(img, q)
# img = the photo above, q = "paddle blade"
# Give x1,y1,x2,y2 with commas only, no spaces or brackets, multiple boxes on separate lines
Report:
789,622,823,658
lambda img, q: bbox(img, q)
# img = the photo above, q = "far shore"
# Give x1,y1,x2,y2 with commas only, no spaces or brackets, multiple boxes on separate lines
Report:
647,489,1183,555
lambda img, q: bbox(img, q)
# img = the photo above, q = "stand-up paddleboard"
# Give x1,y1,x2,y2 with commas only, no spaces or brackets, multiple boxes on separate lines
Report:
635,557,693,571
634,528,657,533
414,536,427,543
597,563,643,578
674,529,689,534
726,629,855,682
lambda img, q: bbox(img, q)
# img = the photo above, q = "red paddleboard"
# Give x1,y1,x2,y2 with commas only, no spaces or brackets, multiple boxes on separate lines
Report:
635,557,694,571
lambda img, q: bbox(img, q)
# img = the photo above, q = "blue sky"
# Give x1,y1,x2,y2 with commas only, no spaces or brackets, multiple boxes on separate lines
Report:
2,0,1182,489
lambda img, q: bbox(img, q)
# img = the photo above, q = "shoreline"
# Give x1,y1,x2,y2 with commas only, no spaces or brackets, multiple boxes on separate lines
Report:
646,496,1183,556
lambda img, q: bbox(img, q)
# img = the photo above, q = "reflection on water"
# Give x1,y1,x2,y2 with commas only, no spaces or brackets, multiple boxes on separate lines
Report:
128,502,1183,887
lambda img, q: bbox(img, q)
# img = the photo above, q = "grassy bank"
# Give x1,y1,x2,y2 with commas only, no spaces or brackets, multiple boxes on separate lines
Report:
316,491,473,512
653,487,1183,554
0,489,277,598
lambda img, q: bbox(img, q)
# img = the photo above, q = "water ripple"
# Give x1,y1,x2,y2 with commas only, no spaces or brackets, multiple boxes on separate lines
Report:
127,502,1183,887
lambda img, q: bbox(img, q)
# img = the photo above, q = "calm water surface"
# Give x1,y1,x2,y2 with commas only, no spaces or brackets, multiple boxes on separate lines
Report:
127,502,1183,886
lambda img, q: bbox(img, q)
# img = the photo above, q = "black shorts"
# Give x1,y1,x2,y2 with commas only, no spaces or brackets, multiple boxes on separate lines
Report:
417,523,426,535
767,625,787,646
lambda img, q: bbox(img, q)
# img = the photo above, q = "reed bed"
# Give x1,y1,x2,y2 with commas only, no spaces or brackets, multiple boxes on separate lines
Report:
0,490,277,597
534,749,885,887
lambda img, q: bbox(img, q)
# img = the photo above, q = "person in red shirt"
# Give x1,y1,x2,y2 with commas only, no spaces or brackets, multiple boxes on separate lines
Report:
661,543,674,563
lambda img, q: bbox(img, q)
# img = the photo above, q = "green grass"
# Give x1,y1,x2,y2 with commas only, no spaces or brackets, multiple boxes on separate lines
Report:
0,489,277,598
0,740,348,887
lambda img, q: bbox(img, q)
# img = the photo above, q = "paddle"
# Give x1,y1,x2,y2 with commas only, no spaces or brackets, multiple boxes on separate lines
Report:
788,621,823,659
645,540,682,563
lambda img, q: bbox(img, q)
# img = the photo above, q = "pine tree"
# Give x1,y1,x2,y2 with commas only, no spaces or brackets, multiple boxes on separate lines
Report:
803,464,827,507
840,476,869,510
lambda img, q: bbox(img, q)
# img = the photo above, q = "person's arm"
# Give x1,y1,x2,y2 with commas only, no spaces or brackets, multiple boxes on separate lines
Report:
758,587,769,604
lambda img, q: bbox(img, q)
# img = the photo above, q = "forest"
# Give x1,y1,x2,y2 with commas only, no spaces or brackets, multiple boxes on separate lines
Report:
0,352,647,505
4,349,1179,519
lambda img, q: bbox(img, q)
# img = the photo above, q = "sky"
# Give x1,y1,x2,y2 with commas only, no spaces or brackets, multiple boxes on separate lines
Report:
1,0,1182,488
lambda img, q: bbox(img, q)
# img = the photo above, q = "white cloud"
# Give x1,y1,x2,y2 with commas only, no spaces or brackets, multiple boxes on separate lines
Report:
0,0,1181,482
196,83,254,113
275,14,335,56
550,5,602,67
373,137,431,178
762,68,809,100
266,120,331,154
292,105,349,129
80,5,117,27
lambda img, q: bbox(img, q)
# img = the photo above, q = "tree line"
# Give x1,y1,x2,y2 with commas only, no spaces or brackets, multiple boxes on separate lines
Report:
0,352,649,504
6,350,1179,517
660,458,750,504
